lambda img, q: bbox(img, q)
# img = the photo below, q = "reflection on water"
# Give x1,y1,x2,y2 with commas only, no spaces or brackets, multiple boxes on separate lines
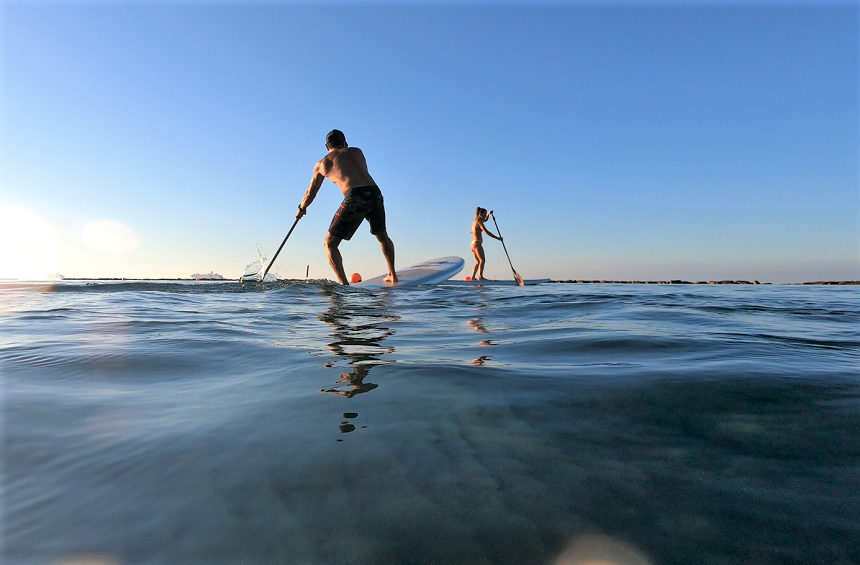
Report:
318,289,398,433
472,355,490,366
468,317,496,364
320,367,378,398
467,318,488,333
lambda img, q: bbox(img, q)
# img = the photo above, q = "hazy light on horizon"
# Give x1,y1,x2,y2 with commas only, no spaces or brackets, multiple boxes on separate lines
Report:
0,203,59,280
81,220,139,256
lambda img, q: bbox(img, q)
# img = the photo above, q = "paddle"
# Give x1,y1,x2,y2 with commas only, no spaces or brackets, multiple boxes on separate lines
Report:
260,216,301,281
490,213,525,286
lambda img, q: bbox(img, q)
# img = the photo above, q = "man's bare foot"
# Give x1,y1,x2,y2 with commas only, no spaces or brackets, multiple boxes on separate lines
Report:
477,277,490,281
383,273,399,284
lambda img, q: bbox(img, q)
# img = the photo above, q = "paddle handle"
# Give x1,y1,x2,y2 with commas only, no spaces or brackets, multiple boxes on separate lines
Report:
261,216,300,280
490,213,525,286
491,215,513,269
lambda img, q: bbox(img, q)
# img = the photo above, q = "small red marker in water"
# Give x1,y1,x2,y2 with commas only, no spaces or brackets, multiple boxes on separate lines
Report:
349,273,362,283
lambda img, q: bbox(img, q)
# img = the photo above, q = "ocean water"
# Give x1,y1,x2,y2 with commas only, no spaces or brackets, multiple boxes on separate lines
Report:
2,281,858,565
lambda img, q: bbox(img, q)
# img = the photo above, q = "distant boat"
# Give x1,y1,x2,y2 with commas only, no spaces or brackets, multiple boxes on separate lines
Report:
46,273,65,280
191,271,224,280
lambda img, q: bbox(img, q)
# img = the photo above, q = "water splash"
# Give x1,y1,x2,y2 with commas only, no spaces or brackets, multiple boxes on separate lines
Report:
239,244,277,282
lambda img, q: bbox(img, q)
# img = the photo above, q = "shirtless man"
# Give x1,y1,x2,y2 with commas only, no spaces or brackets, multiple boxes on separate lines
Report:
296,130,397,285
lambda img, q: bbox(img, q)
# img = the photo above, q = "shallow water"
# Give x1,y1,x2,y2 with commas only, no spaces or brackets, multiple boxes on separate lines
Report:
2,281,858,564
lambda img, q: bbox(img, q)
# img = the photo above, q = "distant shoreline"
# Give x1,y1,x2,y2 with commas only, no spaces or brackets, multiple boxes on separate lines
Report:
2,278,857,286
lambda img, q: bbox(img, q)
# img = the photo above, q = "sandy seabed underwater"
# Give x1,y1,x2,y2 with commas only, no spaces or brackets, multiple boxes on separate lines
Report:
2,280,859,565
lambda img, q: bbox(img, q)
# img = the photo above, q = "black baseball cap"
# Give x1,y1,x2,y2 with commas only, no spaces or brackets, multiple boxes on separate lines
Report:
325,129,346,147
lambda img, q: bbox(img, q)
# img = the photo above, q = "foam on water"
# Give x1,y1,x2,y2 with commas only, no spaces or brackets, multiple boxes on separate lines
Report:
2,282,858,564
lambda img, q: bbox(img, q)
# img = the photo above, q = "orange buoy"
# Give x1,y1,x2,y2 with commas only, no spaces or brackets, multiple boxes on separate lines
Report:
349,272,362,283
464,276,472,281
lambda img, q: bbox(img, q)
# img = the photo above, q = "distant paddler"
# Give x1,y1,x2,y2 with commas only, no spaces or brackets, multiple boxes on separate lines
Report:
469,207,503,281
296,130,398,285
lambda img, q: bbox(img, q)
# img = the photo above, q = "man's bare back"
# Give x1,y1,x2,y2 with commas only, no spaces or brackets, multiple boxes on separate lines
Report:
316,147,376,195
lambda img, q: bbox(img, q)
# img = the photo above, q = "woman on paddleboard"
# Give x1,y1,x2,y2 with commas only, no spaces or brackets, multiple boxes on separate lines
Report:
470,207,503,281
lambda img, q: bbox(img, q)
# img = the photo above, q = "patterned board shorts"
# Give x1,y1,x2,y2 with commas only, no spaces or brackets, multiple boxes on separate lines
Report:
329,185,386,241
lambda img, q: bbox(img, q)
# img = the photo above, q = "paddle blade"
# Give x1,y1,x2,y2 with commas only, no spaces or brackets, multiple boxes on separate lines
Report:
514,272,525,286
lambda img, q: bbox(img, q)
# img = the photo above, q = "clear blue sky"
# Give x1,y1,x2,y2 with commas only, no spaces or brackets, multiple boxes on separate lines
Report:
1,0,857,283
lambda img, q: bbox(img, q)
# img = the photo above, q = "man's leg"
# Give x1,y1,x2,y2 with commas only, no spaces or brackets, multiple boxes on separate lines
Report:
375,231,398,283
325,232,350,285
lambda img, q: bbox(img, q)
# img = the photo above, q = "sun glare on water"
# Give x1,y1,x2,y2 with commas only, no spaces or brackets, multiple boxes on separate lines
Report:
0,203,58,280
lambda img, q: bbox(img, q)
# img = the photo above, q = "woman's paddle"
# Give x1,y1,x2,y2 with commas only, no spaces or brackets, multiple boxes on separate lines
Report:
490,213,525,286
261,216,301,281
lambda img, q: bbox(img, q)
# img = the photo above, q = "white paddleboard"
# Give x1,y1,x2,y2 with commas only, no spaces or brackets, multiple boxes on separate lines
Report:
355,256,465,288
440,278,551,286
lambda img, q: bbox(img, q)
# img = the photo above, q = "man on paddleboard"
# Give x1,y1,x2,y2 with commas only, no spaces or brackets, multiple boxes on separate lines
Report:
296,130,398,285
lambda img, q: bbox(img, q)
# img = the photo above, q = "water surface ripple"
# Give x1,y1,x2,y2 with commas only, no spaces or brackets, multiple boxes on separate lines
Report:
2,281,858,564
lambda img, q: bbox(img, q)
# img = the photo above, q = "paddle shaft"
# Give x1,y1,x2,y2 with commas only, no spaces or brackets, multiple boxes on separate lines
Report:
261,216,300,280
490,213,524,285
